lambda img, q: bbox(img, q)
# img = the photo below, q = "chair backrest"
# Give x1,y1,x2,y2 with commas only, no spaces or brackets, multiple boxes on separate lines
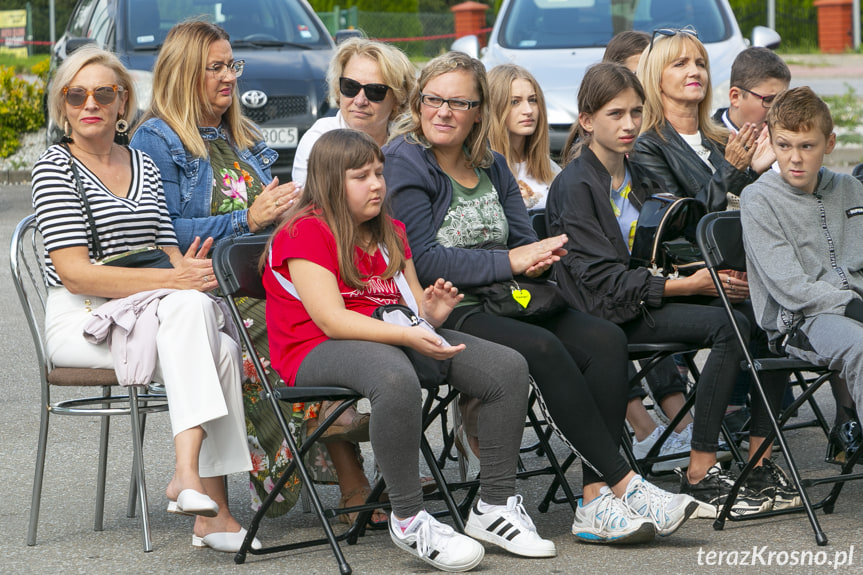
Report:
696,211,746,273
10,214,51,384
530,209,548,240
212,233,273,388
212,233,270,299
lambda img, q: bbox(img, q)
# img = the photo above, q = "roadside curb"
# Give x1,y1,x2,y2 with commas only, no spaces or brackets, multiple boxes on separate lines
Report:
0,170,31,185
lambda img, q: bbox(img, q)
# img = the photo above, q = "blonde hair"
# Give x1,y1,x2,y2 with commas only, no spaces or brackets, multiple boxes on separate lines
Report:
326,38,416,123
487,64,555,184
265,129,406,289
140,19,260,158
390,51,493,169
636,31,727,145
48,45,136,134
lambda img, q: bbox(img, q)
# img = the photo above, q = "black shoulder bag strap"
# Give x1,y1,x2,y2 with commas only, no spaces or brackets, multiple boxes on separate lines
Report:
62,142,105,261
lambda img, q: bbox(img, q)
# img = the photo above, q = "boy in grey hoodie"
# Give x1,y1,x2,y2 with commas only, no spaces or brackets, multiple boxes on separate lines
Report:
741,87,863,429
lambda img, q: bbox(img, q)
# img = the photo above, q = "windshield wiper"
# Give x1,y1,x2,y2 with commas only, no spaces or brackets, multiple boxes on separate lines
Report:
231,39,312,49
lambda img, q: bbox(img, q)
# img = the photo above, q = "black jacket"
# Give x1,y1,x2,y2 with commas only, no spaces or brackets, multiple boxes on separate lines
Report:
630,122,755,212
546,146,668,324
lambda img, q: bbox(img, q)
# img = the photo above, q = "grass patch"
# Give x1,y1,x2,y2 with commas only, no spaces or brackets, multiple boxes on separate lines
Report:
0,54,50,75
823,85,863,145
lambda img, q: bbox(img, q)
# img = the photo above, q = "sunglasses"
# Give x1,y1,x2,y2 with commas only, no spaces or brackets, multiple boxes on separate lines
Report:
738,86,778,109
63,84,124,108
648,27,699,54
339,77,391,103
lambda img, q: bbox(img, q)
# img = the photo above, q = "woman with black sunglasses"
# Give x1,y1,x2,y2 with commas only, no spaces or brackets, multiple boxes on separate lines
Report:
291,37,417,187
130,20,382,532
34,45,259,553
630,27,773,212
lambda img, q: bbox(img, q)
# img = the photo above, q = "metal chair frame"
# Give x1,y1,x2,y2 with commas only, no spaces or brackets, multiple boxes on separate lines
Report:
697,210,863,546
12,214,168,552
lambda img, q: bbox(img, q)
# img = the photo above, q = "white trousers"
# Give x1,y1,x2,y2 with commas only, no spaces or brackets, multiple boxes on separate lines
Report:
46,287,251,477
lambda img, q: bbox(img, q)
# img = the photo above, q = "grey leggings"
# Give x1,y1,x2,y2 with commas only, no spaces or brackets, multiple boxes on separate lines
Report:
295,329,529,518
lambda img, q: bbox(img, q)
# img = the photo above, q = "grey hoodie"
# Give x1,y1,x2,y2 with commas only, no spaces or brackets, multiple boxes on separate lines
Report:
740,168,863,343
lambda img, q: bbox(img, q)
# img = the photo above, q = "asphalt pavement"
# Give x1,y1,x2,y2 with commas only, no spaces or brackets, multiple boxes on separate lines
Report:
3,181,863,575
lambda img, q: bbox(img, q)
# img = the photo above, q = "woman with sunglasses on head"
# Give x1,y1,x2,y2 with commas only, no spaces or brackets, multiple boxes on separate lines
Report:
33,45,258,552
630,27,773,212
130,20,380,528
385,51,697,544
291,37,416,187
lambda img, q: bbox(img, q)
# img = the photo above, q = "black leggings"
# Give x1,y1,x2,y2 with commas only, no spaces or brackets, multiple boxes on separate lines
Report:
445,306,632,488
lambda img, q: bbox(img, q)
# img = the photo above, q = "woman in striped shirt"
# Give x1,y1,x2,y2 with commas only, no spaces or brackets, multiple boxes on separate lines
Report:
32,45,258,553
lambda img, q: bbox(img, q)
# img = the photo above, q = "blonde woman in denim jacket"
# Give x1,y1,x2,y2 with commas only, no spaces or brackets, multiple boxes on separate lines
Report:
130,19,381,525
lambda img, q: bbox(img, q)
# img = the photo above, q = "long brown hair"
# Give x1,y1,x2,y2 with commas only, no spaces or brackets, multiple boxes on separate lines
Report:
487,64,555,184
265,129,406,289
563,63,644,165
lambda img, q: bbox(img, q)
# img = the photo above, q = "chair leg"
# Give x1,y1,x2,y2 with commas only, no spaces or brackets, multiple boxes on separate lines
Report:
129,387,154,552
27,407,50,546
127,411,148,518
95,387,111,532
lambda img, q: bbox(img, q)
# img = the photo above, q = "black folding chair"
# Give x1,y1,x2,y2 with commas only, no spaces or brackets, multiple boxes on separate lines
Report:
697,210,863,545
212,233,467,573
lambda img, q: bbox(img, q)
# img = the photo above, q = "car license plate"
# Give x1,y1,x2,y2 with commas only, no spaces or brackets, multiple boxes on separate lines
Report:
261,127,298,148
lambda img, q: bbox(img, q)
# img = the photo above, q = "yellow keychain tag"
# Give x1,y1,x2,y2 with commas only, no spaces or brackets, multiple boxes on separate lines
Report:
512,288,531,309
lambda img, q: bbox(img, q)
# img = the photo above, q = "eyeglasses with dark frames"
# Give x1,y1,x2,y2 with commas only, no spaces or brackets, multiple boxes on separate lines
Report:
419,93,481,111
63,84,124,108
339,77,391,103
206,60,245,79
648,27,699,54
737,86,778,109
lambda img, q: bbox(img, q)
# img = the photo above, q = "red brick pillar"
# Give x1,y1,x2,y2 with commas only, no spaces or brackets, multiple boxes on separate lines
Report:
814,0,853,53
452,2,490,48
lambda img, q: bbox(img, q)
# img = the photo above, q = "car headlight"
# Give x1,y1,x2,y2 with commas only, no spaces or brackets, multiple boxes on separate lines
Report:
128,69,154,115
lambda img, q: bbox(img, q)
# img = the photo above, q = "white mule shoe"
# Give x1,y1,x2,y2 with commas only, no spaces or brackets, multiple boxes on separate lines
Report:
192,528,262,552
167,489,219,517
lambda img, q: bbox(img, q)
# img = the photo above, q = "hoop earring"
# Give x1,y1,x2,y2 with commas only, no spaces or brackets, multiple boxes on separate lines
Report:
115,118,129,135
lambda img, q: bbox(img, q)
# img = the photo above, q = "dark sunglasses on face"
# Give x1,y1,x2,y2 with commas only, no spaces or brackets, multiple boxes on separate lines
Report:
648,27,699,54
63,84,124,108
738,86,777,109
339,77,391,103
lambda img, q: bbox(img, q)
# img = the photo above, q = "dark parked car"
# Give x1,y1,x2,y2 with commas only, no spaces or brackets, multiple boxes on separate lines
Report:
47,0,339,176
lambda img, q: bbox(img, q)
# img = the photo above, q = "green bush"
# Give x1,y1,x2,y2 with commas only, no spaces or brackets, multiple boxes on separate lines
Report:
0,66,44,158
824,85,863,145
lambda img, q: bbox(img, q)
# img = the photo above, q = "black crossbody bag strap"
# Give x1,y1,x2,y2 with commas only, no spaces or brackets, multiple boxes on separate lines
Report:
62,143,105,260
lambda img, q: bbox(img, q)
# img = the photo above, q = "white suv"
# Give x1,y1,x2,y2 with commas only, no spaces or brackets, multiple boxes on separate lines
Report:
453,0,780,152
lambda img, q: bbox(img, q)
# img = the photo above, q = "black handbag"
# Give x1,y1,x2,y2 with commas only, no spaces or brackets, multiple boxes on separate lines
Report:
466,276,567,319
65,144,173,270
461,242,567,320
629,194,706,278
371,303,451,386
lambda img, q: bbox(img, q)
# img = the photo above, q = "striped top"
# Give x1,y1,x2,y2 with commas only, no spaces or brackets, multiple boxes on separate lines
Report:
31,144,178,287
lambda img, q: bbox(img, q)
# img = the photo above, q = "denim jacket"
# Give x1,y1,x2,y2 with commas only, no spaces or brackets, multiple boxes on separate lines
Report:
130,118,278,250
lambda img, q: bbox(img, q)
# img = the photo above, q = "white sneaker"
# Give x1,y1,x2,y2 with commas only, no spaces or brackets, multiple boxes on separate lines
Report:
622,475,698,537
389,510,484,572
571,486,655,544
465,495,556,557
632,426,690,473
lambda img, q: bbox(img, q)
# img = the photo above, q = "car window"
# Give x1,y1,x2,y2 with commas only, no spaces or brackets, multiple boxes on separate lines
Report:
125,0,331,50
67,0,99,37
88,0,115,48
499,0,731,50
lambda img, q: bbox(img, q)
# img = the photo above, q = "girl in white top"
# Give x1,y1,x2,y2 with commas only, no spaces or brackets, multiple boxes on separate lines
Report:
487,64,561,211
